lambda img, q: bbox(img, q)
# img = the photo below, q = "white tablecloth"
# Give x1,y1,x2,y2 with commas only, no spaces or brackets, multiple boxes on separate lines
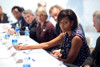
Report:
0,24,67,67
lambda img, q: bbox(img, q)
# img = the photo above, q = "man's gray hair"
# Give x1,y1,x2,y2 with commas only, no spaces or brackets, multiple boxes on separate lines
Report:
22,9,34,16
93,9,100,26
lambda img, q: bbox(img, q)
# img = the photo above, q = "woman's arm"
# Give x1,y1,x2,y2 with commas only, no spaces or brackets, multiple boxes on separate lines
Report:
58,36,83,63
15,32,65,50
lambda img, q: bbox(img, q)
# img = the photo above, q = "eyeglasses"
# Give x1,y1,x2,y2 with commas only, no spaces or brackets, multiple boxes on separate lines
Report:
36,14,44,17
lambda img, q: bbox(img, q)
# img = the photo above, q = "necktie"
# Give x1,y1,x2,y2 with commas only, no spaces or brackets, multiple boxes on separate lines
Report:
29,24,32,30
18,21,21,28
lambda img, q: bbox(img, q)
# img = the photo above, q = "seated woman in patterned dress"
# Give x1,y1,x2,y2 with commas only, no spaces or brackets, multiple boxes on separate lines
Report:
14,9,90,66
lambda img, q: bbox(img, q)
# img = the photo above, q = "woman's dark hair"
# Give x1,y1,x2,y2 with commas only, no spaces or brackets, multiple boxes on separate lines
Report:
11,6,24,12
57,9,78,30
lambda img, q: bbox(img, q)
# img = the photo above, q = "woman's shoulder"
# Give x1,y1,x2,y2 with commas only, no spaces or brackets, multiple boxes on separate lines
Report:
72,29,86,42
45,21,55,30
72,36,83,44
75,29,85,38
46,21,54,26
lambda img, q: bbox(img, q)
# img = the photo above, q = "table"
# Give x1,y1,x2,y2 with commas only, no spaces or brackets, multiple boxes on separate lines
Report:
0,23,67,67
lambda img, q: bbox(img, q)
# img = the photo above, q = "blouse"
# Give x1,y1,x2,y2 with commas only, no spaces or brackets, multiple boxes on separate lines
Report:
60,29,90,66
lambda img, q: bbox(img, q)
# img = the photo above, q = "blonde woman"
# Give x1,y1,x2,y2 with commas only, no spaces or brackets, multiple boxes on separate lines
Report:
35,7,56,51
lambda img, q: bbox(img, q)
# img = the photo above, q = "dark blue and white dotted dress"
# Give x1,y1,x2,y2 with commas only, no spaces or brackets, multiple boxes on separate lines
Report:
60,29,90,66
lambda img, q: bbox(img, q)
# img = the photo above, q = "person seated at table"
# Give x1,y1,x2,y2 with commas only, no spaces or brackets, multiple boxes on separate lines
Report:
80,9,100,67
0,5,9,23
49,5,63,36
67,9,100,67
14,9,90,66
35,7,56,43
35,7,56,52
8,6,28,35
22,9,37,41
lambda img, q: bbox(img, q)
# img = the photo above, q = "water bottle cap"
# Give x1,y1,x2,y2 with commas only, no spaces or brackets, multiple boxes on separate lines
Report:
16,24,18,27
26,27,28,30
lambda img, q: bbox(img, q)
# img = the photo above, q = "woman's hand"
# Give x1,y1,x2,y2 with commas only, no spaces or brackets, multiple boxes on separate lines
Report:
50,49,62,58
8,29,15,35
13,45,23,50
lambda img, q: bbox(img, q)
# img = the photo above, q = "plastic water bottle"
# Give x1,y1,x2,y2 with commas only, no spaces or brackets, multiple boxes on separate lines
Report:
25,27,30,41
5,33,10,47
25,27,30,37
15,24,20,38
23,57,31,67
12,34,18,45
5,33,10,39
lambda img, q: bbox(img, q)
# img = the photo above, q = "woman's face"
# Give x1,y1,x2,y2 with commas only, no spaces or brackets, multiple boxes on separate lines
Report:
59,17,73,32
36,13,47,23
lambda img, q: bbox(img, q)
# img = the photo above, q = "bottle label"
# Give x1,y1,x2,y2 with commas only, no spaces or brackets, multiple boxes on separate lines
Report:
5,34,10,39
25,32,29,35
12,39,18,45
23,64,30,67
16,28,20,31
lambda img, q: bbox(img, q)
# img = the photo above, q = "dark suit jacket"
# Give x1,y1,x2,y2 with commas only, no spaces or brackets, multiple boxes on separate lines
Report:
82,36,100,67
0,13,9,23
28,19,37,41
55,22,62,36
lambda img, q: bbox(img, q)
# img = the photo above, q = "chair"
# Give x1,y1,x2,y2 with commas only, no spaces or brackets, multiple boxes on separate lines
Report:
86,36,92,47
86,36,94,53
